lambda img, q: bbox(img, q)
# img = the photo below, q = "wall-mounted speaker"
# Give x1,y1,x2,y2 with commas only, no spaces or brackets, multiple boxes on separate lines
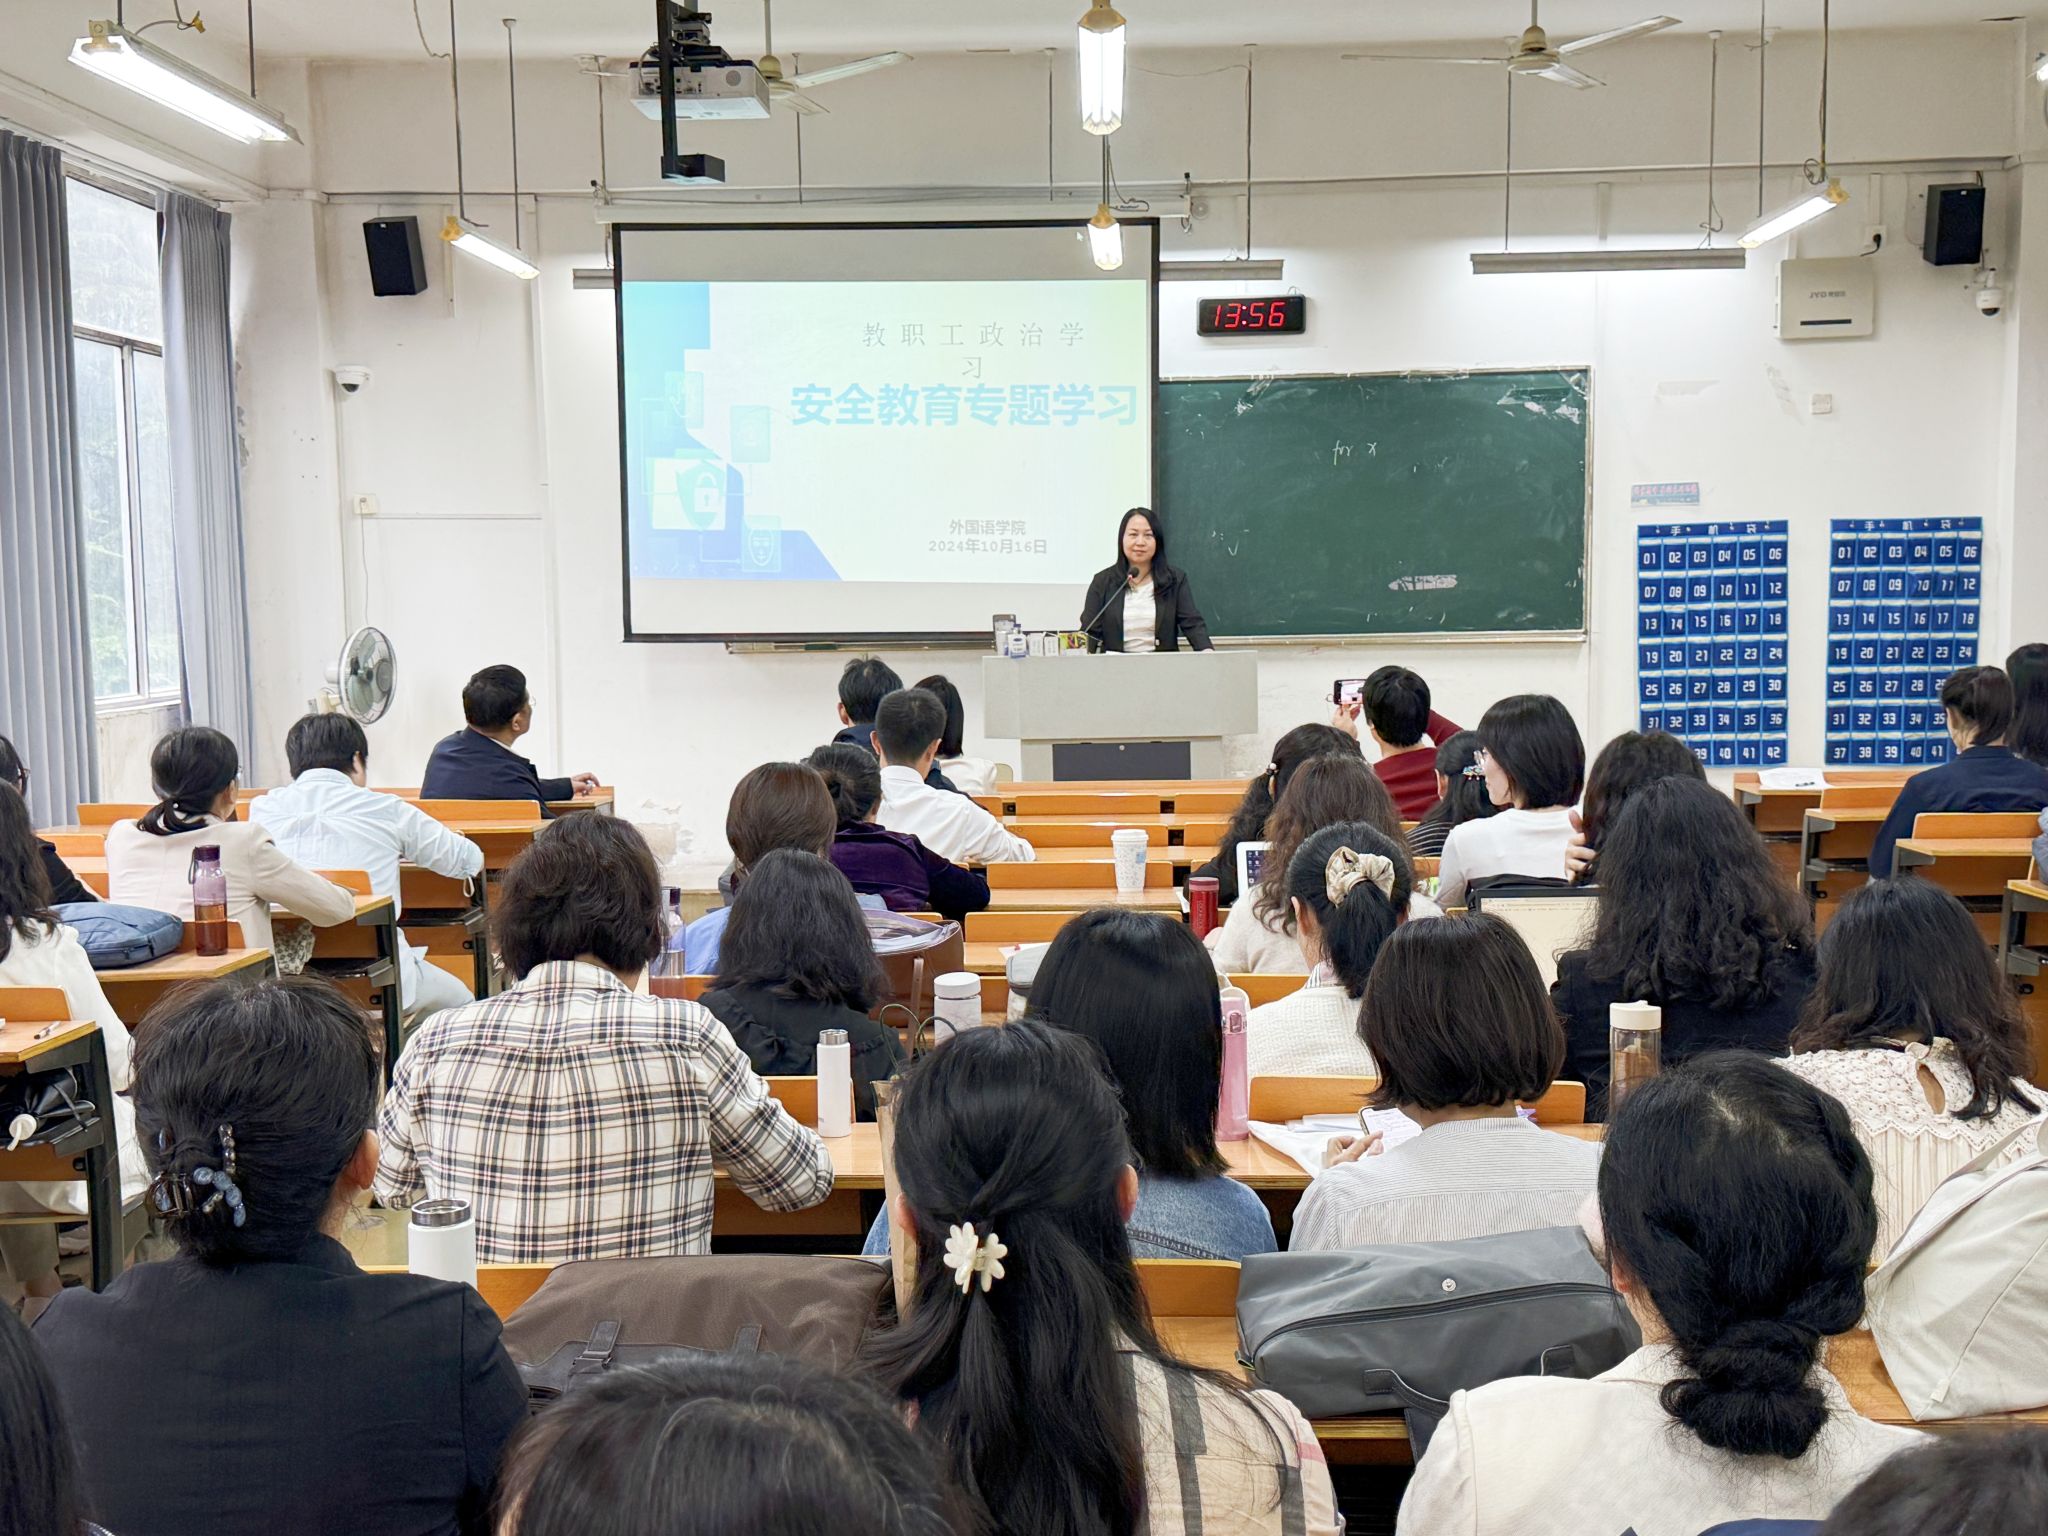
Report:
363,216,429,296
1923,184,1985,268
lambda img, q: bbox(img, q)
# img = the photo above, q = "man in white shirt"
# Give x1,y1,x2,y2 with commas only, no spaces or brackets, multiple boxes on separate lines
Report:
251,714,486,1023
872,689,1035,866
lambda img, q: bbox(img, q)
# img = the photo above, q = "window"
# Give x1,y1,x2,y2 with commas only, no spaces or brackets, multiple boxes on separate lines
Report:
67,177,180,706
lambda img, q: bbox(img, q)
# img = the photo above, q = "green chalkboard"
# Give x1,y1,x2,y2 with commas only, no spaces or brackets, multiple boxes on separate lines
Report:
1159,369,1589,637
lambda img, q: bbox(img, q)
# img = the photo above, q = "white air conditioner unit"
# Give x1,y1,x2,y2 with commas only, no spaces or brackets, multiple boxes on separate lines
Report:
630,54,770,119
1776,257,1874,340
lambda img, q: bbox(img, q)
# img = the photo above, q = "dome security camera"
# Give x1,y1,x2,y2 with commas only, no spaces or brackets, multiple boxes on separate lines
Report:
333,365,373,394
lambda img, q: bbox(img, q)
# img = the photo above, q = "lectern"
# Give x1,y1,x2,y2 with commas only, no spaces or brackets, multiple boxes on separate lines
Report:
981,653,1260,781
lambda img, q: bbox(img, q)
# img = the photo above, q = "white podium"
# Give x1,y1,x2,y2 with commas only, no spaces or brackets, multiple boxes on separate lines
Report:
981,653,1260,780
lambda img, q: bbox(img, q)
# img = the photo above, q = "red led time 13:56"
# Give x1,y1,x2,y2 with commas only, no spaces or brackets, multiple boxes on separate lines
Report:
1195,295,1307,335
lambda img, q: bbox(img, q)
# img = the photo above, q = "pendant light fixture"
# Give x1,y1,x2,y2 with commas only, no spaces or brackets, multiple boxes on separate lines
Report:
1740,0,1844,248
1088,139,1123,270
1077,0,1127,135
70,3,299,144
440,1,537,280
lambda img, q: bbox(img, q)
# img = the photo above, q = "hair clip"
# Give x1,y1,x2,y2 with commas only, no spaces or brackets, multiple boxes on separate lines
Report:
1325,846,1397,906
943,1222,1008,1295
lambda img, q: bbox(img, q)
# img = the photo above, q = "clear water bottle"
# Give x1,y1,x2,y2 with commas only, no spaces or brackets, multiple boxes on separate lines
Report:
650,886,688,988
1215,985,1250,1141
1607,1000,1663,1117
189,844,229,956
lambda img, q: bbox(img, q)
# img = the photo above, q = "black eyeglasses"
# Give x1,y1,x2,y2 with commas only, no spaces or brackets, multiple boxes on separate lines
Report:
9,765,25,797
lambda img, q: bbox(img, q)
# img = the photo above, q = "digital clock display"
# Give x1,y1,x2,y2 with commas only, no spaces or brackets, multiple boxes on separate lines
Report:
1196,295,1307,335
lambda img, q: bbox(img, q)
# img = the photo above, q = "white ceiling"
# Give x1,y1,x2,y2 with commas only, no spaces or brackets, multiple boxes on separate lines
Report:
222,1,2028,63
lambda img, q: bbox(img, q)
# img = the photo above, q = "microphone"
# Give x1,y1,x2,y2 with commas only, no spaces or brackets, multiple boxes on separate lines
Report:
1082,564,1138,651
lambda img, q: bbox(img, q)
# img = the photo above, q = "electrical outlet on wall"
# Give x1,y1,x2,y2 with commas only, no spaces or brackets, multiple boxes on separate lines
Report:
351,494,380,517
1811,393,1835,416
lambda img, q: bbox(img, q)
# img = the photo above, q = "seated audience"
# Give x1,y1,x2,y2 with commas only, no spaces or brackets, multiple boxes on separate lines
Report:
1398,1053,1923,1535
1554,777,1815,1119
1194,722,1358,906
0,734,94,905
684,761,839,975
916,673,1000,795
104,725,355,951
1869,664,2048,877
703,849,906,1121
35,976,528,1536
1435,693,1585,908
866,1020,1339,1536
2006,641,2048,766
1351,665,1462,821
1405,729,1497,859
1818,1427,2048,1536
420,664,597,817
808,743,989,920
1564,727,1705,883
375,815,833,1262
1207,754,1438,974
1291,914,1597,1251
1782,878,2040,1258
493,1353,965,1536
251,713,484,1022
1246,822,1410,1079
873,689,1034,865
835,656,954,793
1,1303,105,1536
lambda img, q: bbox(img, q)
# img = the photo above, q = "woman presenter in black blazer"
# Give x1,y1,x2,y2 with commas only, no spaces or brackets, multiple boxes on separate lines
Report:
1079,507,1215,653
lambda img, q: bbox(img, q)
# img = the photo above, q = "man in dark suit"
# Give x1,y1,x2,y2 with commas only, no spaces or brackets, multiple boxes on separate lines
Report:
421,664,597,818
830,656,957,795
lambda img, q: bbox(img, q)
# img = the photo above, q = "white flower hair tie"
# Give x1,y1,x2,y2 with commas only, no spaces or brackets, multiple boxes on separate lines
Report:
943,1222,1008,1295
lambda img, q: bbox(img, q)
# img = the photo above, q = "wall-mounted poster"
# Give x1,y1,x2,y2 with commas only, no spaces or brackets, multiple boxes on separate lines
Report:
1635,520,1790,767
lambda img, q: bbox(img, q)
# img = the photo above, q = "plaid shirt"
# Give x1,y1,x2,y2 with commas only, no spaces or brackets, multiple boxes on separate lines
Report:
374,961,834,1263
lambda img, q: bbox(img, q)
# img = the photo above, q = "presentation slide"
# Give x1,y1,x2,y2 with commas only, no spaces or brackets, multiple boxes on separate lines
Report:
615,221,1156,641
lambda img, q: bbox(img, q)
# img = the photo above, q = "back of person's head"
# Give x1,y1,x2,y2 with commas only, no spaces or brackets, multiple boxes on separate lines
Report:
1477,693,1585,808
1794,878,2037,1121
1579,729,1705,850
1256,754,1400,927
285,712,369,779
1029,907,1224,1179
1362,665,1431,748
1363,913,1562,1111
141,725,239,836
2008,642,2048,765
134,976,381,1266
0,779,55,963
1583,775,1812,1010
838,656,902,725
725,761,835,872
1599,1052,1875,1460
493,815,664,980
913,675,967,760
874,688,946,768
1286,821,1411,997
496,1352,962,1536
716,849,883,1011
805,743,883,827
1213,723,1357,880
1417,729,1498,830
462,664,530,731
1941,664,2013,749
1818,1427,2048,1536
0,1303,89,1536
865,1019,1157,1536
0,734,25,795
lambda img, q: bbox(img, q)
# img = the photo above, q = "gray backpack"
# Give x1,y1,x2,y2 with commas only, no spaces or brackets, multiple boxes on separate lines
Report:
1234,1224,1639,1451
52,903,183,969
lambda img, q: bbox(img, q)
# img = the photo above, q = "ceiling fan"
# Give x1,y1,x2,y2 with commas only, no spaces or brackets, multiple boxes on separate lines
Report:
1344,3,1679,90
756,0,910,114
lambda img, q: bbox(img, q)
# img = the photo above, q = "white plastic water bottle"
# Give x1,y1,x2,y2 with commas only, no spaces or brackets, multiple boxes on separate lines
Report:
932,972,982,1042
1607,1000,1663,1117
816,1027,854,1137
409,1197,478,1288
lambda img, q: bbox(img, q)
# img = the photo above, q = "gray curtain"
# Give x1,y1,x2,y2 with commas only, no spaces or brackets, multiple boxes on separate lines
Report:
0,129,99,824
157,190,256,761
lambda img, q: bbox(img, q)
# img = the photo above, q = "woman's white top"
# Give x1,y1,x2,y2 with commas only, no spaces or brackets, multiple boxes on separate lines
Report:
1435,806,1577,908
937,754,1001,796
1122,578,1158,654
0,924,148,1214
1780,1039,2044,1259
1399,1344,1923,1536
104,815,357,952
1291,1115,1600,1252
1206,889,1442,975
1246,974,1375,1080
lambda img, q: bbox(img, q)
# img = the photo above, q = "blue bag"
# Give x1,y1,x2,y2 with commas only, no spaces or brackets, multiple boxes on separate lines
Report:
51,903,183,969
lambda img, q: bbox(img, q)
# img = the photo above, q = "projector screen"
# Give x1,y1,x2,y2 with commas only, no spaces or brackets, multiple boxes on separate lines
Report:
614,220,1157,643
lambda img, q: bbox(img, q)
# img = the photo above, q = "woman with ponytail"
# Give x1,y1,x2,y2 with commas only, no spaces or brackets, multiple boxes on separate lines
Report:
867,1020,1340,1536
1246,822,1411,1078
104,725,354,950
1398,1052,1923,1536
1191,723,1358,908
806,743,989,920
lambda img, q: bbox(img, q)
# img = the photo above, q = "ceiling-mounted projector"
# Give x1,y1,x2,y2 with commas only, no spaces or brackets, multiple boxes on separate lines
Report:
629,52,769,119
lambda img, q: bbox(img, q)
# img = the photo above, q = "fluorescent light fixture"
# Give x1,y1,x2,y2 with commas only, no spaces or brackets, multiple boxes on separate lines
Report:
1160,258,1286,283
1077,1,1126,136
69,21,299,144
1739,179,1848,249
1087,204,1123,270
441,215,539,280
1471,247,1748,275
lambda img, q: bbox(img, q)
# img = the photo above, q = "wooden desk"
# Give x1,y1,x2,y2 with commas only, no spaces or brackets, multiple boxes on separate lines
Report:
1799,806,1889,924
984,885,1182,913
429,818,546,872
1734,771,1914,888
2002,878,2048,1070
1893,837,2036,902
0,1015,122,1290
289,893,403,1078
97,945,275,1024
